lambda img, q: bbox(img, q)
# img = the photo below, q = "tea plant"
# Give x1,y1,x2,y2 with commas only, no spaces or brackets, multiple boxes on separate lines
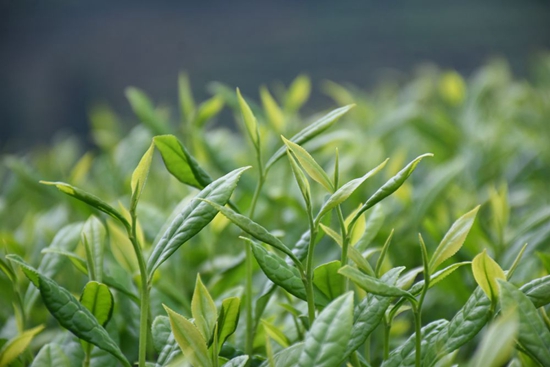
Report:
1,57,550,367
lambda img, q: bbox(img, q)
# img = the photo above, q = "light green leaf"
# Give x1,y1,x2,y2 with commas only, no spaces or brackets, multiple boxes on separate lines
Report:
350,153,433,228
191,274,218,341
0,325,44,367
286,148,311,207
285,75,311,113
429,206,480,273
471,250,506,301
265,105,355,170
81,216,106,282
499,279,550,366
178,72,195,123
125,87,169,135
195,95,224,127
313,260,344,300
355,203,385,252
8,256,130,367
163,305,212,367
521,275,550,308
147,166,249,278
282,136,333,192
222,355,248,367
264,342,303,367
260,86,284,132
316,159,388,223
153,134,212,189
152,316,172,353
80,281,114,327
130,142,155,210
338,265,411,298
408,261,471,294
298,292,353,367
40,182,129,229
261,320,290,348
217,297,240,348
471,308,518,367
236,88,260,148
30,343,70,367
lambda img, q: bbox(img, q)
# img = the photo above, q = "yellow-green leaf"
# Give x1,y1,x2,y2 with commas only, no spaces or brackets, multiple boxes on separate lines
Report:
260,86,285,132
236,88,259,148
472,250,506,301
285,75,311,112
191,274,218,341
80,281,114,327
130,142,154,210
0,325,44,367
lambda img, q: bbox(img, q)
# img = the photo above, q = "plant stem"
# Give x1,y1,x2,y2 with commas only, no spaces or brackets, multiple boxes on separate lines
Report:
413,304,422,367
305,211,317,324
335,206,349,290
383,319,391,360
127,213,150,367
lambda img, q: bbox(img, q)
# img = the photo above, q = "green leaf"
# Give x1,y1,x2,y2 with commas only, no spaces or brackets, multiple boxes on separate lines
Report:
265,105,355,170
381,319,449,367
262,320,290,348
217,297,240,348
338,265,412,298
80,281,114,327
192,274,218,341
313,260,344,300
222,355,249,367
152,316,172,353
8,257,130,367
316,159,388,223
408,261,471,294
350,153,433,228
264,342,304,367
178,72,196,123
260,86,284,132
39,182,129,229
163,305,212,367
298,292,354,367
200,200,295,261
355,203,385,252
429,205,480,273
81,216,106,282
153,134,212,189
130,142,155,210
147,166,249,278
282,136,333,192
125,87,169,135
244,238,328,307
521,275,550,308
286,148,311,207
236,88,260,148
499,279,550,365
195,95,224,127
471,250,506,301
285,74,311,113
344,267,403,359
471,308,518,367
0,325,44,367
30,343,71,367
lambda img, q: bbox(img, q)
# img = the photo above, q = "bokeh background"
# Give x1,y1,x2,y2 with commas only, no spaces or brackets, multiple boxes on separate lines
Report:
1,0,550,151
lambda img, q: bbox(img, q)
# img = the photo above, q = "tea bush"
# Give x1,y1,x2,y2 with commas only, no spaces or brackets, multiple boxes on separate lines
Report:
1,56,550,367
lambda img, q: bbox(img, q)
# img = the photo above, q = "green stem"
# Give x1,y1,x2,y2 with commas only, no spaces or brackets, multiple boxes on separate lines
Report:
305,211,317,324
335,206,349,290
127,213,150,367
83,350,91,367
413,304,422,367
383,319,391,360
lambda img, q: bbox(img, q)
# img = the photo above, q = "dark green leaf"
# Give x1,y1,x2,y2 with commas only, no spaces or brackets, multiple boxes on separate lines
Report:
339,265,411,298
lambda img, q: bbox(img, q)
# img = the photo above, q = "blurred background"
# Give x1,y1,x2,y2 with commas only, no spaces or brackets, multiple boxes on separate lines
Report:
1,0,550,151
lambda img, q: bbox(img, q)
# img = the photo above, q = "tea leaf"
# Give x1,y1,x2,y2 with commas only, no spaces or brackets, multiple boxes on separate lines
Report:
163,305,212,367
264,342,304,367
521,275,550,308
344,267,403,359
125,87,169,135
130,142,155,210
153,134,212,189
285,74,311,112
80,281,114,327
39,182,129,229
350,153,433,227
262,320,290,348
282,136,333,192
236,88,260,149
195,95,224,127
316,159,388,222
298,292,353,367
178,72,195,123
265,105,355,169
471,308,518,367
200,199,295,261
429,205,480,273
0,325,45,367
81,216,106,282
286,148,311,207
147,166,249,277
499,280,550,365
30,343,71,367
192,274,218,341
471,250,506,301
408,261,471,294
260,86,285,132
338,265,412,298
7,256,131,367
223,355,249,367
313,260,344,300
152,316,172,353
217,297,240,348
